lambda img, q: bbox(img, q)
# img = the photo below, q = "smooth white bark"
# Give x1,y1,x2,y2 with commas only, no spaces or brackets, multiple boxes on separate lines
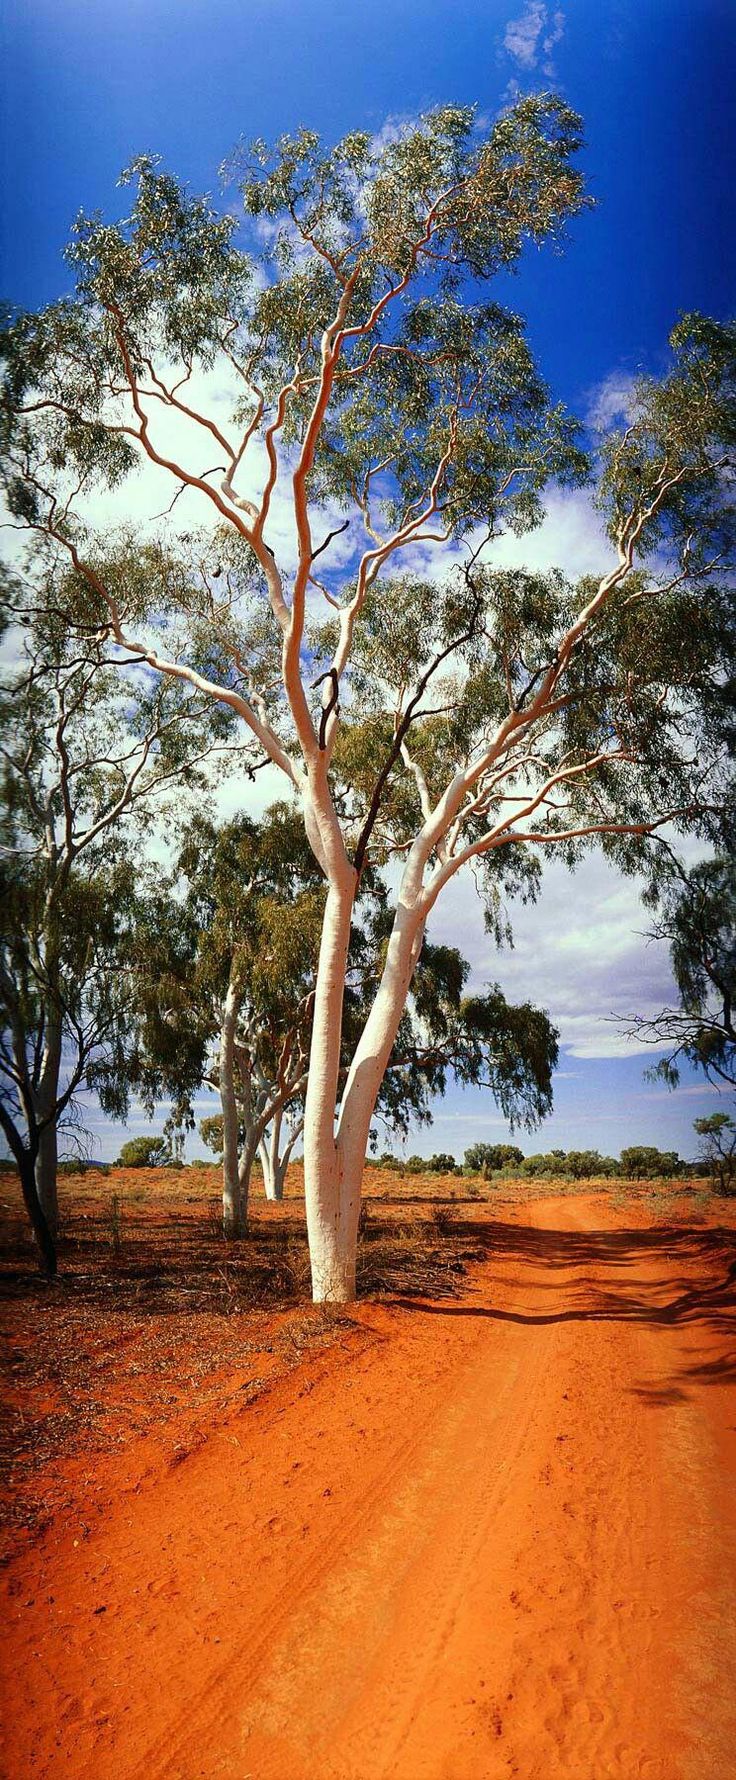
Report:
302,864,427,1302
302,873,357,1301
220,982,244,1238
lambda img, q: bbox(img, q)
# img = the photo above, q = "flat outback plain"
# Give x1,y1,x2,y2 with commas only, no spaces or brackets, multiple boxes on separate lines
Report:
1,1165,735,1780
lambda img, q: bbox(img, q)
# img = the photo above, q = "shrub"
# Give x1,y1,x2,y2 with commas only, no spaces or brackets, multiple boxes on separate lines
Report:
522,1152,568,1177
619,1145,679,1179
565,1150,615,1179
464,1142,524,1173
116,1135,170,1168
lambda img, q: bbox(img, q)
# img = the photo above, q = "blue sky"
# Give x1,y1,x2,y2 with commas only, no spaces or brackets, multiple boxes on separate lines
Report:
1,0,734,1161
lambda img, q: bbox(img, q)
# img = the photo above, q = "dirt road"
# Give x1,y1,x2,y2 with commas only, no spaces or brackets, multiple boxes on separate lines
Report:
3,1193,735,1779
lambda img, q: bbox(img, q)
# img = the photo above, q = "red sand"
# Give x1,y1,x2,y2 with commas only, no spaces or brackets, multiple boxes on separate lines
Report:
2,1189,735,1779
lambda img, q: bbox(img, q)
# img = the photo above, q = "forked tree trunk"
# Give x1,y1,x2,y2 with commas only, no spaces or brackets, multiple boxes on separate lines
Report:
261,1106,292,1202
303,874,425,1304
258,1131,274,1199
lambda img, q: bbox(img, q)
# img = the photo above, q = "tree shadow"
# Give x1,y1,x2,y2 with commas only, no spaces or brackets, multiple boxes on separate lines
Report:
391,1218,735,1335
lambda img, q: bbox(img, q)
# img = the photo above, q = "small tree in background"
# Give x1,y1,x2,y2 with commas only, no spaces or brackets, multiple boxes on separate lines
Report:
117,1135,170,1168
694,1113,736,1194
464,1141,524,1173
0,550,234,1271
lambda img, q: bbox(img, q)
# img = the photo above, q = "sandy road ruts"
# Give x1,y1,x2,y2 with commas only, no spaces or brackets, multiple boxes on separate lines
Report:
3,1193,735,1780
136,1302,528,1780
149,1311,549,1780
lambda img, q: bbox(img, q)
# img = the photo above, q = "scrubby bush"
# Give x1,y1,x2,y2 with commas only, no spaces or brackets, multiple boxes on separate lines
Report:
116,1135,170,1168
463,1142,524,1174
426,1153,459,1174
522,1152,569,1178
565,1150,618,1179
619,1146,679,1178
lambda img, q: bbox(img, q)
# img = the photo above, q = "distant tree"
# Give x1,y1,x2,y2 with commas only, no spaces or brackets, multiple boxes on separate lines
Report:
2,98,733,1298
0,550,231,1271
425,1152,458,1174
619,1145,679,1179
129,804,321,1234
464,1141,524,1173
563,1149,617,1179
693,1113,736,1194
522,1152,568,1178
117,1135,169,1168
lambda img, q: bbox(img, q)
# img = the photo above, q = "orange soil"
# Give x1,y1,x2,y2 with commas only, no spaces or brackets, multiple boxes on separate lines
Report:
2,1190,735,1780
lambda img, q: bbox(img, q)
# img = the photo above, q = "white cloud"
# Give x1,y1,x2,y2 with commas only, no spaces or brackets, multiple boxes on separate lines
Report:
503,4,565,76
398,484,609,590
484,485,607,577
504,2,546,69
586,369,640,433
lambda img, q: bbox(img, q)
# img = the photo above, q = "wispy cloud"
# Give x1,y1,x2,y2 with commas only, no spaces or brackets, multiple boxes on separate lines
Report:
503,4,565,77
586,369,640,433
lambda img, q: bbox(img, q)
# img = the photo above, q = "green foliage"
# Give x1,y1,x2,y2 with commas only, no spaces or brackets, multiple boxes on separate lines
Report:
464,1142,524,1174
0,544,233,1268
519,1150,617,1178
618,1146,679,1178
638,858,736,1088
199,1114,225,1156
598,314,736,570
693,1113,736,1194
116,1135,169,1168
127,801,326,1137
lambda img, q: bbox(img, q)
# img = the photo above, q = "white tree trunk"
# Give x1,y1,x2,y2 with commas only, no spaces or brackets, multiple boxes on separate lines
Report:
258,1131,275,1200
220,982,244,1238
302,875,357,1302
261,1105,283,1202
304,875,425,1304
236,1128,258,1226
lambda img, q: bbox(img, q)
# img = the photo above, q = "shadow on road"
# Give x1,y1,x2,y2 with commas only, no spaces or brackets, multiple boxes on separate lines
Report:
392,1218,735,1330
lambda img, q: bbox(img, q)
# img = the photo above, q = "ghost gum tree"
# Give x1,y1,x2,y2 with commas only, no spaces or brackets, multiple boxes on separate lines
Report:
1,96,734,1298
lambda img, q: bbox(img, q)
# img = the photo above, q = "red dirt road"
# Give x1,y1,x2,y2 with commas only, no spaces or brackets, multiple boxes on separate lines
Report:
2,1192,735,1779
